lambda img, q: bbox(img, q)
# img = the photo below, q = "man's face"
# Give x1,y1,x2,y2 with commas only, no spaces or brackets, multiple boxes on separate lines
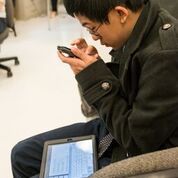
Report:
75,8,132,49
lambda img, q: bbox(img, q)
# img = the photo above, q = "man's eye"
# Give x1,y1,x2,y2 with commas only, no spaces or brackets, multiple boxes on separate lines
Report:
86,26,95,30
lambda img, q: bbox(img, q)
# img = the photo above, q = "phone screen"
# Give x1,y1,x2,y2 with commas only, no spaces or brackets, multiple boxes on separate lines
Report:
57,46,77,58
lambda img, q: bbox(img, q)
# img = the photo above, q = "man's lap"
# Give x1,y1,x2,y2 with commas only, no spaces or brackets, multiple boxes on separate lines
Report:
0,18,6,33
11,118,111,178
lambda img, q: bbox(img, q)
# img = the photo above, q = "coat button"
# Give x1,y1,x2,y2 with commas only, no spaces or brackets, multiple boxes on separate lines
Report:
162,23,172,30
101,82,110,90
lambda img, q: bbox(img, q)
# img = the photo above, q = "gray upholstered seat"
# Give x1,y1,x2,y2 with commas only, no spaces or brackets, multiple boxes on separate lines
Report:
90,147,178,178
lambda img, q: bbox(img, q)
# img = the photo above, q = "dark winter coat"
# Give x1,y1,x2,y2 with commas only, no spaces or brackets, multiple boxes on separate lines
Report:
76,0,178,162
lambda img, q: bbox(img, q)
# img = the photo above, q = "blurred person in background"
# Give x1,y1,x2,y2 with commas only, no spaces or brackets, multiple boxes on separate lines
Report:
50,0,58,18
0,0,6,33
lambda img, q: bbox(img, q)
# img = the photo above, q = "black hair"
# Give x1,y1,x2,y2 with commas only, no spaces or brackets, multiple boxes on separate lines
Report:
63,0,148,23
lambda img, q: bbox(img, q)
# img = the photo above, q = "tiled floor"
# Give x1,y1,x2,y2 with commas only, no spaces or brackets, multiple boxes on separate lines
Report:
0,6,111,178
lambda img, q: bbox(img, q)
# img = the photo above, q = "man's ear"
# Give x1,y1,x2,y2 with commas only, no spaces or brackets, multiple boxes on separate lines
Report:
115,6,129,23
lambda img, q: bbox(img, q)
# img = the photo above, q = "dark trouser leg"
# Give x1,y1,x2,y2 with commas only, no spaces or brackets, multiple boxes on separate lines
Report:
51,0,58,12
0,18,7,33
11,119,109,178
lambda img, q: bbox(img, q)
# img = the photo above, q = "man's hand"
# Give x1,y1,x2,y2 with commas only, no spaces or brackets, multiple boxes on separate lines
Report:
58,38,100,75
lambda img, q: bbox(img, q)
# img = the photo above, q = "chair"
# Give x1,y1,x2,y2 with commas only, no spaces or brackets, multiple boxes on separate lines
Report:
90,147,178,178
0,0,19,77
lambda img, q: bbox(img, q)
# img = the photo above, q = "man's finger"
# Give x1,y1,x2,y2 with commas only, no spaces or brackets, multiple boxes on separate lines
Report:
70,47,88,61
71,38,88,49
86,45,98,55
58,51,84,66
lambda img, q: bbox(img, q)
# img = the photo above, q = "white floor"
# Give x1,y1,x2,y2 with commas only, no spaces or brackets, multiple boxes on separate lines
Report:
0,6,111,178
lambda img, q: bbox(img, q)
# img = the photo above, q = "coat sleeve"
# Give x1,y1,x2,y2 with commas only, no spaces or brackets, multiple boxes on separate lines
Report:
75,50,178,156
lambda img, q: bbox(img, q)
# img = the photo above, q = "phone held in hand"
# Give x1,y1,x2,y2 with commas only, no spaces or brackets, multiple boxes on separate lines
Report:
57,46,77,58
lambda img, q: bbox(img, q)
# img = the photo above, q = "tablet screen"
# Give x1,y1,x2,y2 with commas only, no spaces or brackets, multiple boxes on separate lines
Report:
40,135,97,178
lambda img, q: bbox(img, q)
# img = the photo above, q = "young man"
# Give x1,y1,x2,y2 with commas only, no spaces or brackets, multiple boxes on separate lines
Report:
11,0,178,177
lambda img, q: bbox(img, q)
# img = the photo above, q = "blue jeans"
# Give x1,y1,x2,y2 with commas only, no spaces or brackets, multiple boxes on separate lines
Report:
11,119,113,178
0,18,6,33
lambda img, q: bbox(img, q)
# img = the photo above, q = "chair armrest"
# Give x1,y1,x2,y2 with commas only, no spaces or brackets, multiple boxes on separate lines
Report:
90,147,178,178
129,168,178,178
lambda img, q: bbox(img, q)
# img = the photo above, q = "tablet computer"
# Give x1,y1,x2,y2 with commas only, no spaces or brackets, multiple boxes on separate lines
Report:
39,135,97,178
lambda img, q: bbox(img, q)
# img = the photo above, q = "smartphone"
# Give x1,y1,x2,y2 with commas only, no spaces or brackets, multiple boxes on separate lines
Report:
57,46,77,58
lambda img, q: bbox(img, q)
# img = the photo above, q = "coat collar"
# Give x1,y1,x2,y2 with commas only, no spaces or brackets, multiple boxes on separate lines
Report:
110,0,160,58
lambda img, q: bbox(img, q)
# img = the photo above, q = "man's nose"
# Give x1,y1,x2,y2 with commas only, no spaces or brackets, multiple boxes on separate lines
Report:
91,34,101,41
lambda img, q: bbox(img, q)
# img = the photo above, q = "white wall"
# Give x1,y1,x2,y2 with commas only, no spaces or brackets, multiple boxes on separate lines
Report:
15,0,47,20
